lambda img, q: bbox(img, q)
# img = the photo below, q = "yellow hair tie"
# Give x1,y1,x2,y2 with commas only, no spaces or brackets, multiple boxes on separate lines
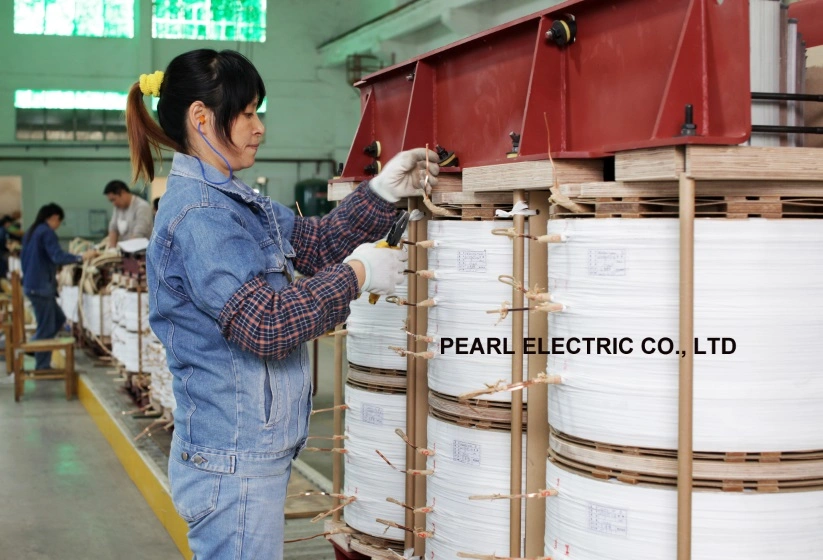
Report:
139,71,164,98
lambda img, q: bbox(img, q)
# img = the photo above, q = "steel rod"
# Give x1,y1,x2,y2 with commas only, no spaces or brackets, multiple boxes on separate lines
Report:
751,91,823,102
751,125,823,134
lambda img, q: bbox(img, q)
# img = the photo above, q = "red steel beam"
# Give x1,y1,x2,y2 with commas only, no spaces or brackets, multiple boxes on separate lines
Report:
788,0,823,47
339,0,751,181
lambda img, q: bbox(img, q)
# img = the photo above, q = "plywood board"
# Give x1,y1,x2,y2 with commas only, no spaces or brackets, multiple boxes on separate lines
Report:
463,160,603,192
615,147,685,181
431,191,513,205
685,145,823,181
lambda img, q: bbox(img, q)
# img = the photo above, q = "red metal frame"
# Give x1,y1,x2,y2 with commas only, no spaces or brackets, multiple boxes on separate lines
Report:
788,0,823,48
339,0,751,181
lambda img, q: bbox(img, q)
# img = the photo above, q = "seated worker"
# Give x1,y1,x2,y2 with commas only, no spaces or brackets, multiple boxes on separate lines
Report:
21,203,96,370
103,180,153,248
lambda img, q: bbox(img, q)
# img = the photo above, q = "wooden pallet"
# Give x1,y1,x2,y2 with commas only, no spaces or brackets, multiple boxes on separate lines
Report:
549,429,823,492
551,194,823,219
350,534,405,560
324,520,405,559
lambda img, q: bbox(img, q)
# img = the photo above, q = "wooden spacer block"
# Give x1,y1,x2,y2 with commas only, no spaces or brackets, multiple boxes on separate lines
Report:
614,147,685,181
463,159,603,192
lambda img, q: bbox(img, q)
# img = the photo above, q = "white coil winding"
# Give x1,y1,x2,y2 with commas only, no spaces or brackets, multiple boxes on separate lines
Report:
748,0,781,147
547,218,823,452
82,293,112,336
425,416,525,559
545,460,823,559
111,325,150,372
144,332,176,411
58,286,79,323
121,290,149,332
426,221,528,402
343,385,407,541
347,281,408,371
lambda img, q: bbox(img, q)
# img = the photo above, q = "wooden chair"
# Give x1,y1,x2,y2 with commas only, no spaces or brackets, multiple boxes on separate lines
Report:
10,271,76,402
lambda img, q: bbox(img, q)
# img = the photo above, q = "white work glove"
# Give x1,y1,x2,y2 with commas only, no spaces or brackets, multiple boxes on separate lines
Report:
369,148,441,203
343,242,407,295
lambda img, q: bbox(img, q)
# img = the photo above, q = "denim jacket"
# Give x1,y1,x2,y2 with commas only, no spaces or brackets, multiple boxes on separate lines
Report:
21,223,81,296
148,153,394,470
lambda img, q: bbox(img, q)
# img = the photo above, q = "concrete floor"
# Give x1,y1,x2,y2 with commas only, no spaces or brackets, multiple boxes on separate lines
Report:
0,378,181,560
0,332,346,560
0,335,347,560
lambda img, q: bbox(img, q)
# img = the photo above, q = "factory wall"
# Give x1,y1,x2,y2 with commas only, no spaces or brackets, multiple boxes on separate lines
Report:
0,0,390,235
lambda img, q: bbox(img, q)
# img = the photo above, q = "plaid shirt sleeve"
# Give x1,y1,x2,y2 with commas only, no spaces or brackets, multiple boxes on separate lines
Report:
289,181,396,276
218,263,358,360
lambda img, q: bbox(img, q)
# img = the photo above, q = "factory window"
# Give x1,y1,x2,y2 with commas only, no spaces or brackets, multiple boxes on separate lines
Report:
14,0,134,38
153,0,266,42
14,90,129,142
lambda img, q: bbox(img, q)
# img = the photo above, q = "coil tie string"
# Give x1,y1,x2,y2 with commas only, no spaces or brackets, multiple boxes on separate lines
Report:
388,346,435,360
458,373,563,401
386,496,434,514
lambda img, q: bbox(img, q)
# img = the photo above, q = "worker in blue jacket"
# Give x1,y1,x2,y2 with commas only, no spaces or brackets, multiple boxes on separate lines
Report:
20,203,96,370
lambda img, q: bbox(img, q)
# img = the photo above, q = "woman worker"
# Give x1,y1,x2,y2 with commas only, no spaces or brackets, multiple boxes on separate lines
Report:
125,49,439,559
20,204,96,370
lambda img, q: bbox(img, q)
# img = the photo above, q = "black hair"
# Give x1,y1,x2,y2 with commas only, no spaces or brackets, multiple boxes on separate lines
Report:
126,49,266,182
23,203,64,244
153,197,160,212
104,180,129,196
0,215,12,227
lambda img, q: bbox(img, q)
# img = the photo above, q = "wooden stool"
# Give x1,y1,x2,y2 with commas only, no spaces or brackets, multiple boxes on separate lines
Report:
10,272,76,401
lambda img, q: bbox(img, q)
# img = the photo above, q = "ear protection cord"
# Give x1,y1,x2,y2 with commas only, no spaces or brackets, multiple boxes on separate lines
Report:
196,118,233,185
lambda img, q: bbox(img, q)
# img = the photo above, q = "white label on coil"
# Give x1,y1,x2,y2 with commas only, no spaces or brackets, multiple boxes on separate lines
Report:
457,250,487,273
588,249,627,276
587,502,628,536
452,440,481,466
361,404,384,426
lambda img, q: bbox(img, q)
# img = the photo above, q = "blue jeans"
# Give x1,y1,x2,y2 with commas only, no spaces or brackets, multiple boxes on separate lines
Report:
169,435,293,560
26,292,66,370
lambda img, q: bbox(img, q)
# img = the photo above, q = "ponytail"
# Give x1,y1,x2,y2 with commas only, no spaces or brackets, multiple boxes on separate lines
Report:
125,83,182,184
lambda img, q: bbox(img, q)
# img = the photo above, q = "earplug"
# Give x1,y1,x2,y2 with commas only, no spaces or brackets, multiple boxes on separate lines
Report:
198,115,206,125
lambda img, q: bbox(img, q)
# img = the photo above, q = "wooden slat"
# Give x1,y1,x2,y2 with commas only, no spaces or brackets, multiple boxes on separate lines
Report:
327,181,356,201
686,146,823,181
615,147,685,181
18,337,75,350
431,191,512,205
463,159,603,192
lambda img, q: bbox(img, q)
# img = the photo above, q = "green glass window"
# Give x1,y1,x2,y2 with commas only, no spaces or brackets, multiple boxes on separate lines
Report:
14,0,134,38
15,89,128,142
15,89,129,111
153,0,266,42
